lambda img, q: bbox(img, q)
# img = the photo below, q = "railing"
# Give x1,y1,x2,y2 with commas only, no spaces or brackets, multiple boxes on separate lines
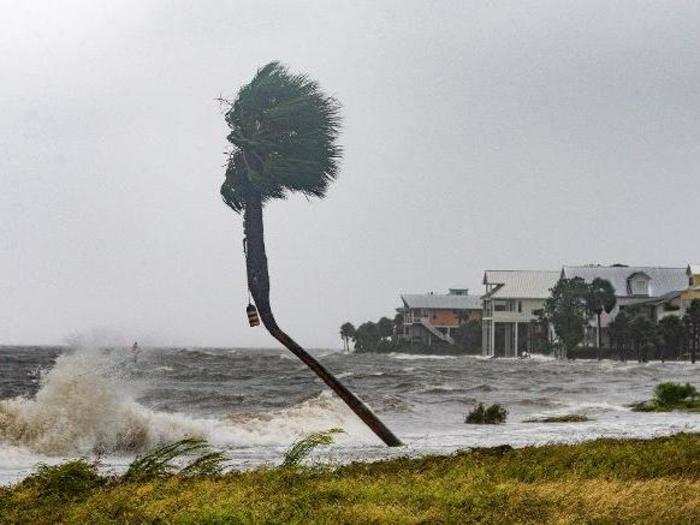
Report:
418,318,454,344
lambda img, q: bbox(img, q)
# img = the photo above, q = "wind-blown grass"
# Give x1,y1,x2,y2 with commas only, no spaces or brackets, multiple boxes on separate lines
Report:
0,433,698,524
18,460,104,503
282,428,344,468
122,437,227,481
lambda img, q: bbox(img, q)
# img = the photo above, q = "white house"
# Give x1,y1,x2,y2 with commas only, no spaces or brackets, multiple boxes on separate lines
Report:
560,265,690,347
481,270,561,357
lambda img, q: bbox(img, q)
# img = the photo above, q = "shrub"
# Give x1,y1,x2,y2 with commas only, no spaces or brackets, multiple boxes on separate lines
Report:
21,460,104,502
653,382,697,406
465,403,507,424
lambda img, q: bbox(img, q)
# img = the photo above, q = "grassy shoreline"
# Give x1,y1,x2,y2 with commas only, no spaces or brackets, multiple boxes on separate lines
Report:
1,433,698,524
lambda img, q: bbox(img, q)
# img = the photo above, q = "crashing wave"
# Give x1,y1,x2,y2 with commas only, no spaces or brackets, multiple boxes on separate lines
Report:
0,347,203,456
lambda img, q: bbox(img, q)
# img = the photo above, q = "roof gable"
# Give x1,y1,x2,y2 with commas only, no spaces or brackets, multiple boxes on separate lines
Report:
562,265,687,298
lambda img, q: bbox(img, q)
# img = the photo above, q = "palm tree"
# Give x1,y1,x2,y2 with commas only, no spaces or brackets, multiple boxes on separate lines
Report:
220,62,401,447
586,278,617,359
339,322,355,352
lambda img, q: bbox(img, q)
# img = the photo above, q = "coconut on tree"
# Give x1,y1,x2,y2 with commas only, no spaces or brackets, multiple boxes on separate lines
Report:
220,62,401,446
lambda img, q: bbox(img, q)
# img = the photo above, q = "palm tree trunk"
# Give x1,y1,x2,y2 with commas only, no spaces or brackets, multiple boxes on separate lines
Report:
243,192,402,447
596,313,602,360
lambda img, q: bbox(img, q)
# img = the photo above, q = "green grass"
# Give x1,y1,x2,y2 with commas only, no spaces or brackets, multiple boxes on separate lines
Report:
1,433,698,524
122,437,227,482
523,414,592,423
282,428,344,468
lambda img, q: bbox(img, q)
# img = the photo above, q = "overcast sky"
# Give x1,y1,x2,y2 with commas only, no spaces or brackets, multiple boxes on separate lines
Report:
1,1,698,348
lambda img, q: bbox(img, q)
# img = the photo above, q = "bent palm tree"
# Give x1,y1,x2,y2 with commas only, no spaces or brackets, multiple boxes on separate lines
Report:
220,62,401,447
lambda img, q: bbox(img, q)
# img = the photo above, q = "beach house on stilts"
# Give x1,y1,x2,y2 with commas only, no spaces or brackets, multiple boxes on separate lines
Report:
397,289,482,346
481,270,560,358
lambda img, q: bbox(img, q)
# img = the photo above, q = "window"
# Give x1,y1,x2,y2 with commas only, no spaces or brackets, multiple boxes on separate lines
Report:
631,279,648,296
518,301,523,313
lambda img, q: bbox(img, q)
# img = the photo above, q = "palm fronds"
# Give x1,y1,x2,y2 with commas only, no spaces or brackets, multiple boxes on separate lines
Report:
221,61,342,213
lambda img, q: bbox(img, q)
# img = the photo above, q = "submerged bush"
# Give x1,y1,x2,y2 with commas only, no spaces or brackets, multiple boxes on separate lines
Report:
523,414,591,423
465,403,507,424
653,382,697,406
21,460,104,502
632,382,699,412
282,428,344,468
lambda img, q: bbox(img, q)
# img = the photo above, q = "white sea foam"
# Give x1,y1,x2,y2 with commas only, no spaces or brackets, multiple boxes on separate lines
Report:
0,345,377,461
0,347,203,456
389,353,459,360
220,391,376,447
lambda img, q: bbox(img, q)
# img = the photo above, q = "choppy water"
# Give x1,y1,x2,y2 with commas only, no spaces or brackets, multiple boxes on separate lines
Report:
1,345,698,485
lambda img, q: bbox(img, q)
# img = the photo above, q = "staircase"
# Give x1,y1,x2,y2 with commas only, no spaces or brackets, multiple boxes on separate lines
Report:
418,318,455,345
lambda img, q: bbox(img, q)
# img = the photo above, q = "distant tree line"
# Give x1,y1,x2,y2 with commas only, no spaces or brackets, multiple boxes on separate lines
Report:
339,315,482,355
339,316,396,353
542,277,699,362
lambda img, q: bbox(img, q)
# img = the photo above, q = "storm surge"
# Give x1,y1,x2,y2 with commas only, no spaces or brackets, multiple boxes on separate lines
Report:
1,345,698,485
0,347,199,455
0,347,369,458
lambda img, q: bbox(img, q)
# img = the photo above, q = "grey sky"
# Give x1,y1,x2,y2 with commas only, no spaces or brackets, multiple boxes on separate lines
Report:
1,1,698,348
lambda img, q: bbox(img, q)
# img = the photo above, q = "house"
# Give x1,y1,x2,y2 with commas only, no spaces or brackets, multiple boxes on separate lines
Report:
397,289,482,346
481,270,561,357
680,264,700,308
561,265,690,344
562,264,689,318
608,264,700,321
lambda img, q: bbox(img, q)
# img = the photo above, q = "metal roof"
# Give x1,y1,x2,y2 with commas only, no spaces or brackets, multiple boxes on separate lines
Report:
401,293,482,310
633,290,683,306
482,270,561,299
561,265,687,298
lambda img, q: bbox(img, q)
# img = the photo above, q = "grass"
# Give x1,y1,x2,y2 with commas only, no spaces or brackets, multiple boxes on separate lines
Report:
465,402,508,424
523,414,592,423
1,433,698,524
282,428,344,468
632,382,700,412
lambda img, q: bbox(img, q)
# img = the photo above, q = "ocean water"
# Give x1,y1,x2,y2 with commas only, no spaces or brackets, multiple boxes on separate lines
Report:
1,345,698,485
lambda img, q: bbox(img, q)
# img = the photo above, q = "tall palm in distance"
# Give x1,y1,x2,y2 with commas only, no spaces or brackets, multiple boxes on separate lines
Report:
586,278,617,359
340,322,355,352
221,62,401,447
